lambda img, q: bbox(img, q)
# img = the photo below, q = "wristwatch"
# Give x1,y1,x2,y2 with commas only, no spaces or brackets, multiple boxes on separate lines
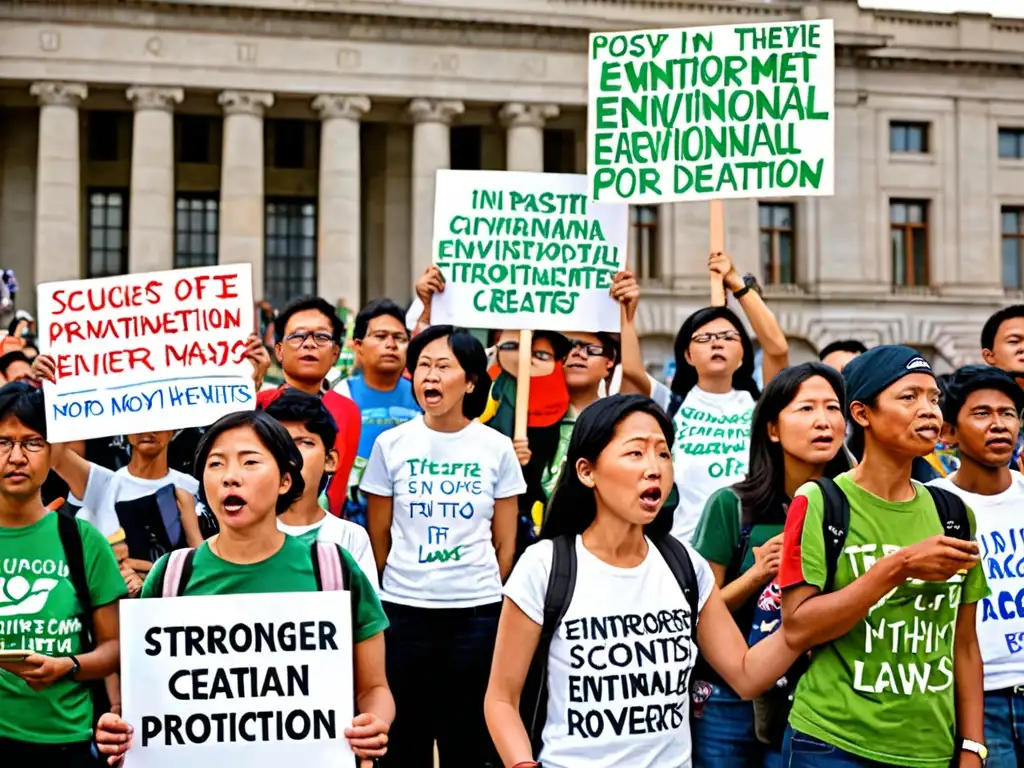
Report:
732,273,761,300
961,739,987,764
61,655,81,681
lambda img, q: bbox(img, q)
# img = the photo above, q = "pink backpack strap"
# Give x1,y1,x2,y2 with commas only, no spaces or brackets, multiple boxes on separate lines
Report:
314,541,346,591
162,548,194,598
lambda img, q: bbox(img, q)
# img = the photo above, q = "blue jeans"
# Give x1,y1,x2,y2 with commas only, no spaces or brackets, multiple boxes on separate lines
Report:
691,682,782,768
783,728,884,767
985,689,1024,767
381,601,501,768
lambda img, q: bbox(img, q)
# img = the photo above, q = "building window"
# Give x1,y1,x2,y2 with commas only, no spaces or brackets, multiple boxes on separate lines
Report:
999,128,1024,159
177,116,215,165
629,206,659,280
758,203,795,285
87,189,129,278
450,126,482,171
890,199,929,287
270,120,307,170
890,121,929,154
265,199,317,308
174,195,219,269
544,129,576,173
1003,207,1024,291
88,112,121,162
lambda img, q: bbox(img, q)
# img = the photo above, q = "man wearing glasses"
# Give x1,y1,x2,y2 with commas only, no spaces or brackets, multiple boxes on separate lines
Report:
333,299,421,528
256,296,361,517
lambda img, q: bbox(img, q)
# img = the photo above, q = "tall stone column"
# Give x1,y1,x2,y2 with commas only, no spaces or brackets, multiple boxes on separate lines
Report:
127,86,183,274
218,90,273,296
499,102,559,172
408,99,463,277
312,94,370,312
31,81,87,284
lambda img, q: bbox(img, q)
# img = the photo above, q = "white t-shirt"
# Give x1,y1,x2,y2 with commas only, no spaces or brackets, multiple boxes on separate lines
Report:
79,464,200,538
929,474,1024,690
504,536,714,768
278,514,380,591
670,387,755,542
602,366,673,412
360,416,527,608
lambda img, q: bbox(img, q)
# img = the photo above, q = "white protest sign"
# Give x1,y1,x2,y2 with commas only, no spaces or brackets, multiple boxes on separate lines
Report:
430,170,629,332
121,591,353,768
37,264,256,442
588,19,835,203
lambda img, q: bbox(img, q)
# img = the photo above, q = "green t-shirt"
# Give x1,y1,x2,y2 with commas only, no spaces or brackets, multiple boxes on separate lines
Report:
0,513,127,743
540,413,577,500
784,473,990,767
141,534,388,644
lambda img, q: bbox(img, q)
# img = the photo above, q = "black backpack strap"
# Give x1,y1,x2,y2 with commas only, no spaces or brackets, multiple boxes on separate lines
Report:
925,485,971,542
666,392,684,420
57,512,94,646
813,477,851,594
653,536,700,642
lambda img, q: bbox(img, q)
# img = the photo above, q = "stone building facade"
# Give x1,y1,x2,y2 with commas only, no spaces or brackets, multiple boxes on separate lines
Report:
1,0,1024,372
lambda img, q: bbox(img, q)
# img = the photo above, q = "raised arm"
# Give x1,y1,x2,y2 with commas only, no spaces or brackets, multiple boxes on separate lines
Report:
611,271,649,397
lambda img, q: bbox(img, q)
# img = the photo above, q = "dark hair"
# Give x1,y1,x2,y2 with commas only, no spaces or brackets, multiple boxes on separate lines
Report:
194,410,305,515
406,324,490,419
732,363,850,525
670,307,760,402
940,364,1024,425
353,298,407,341
0,351,30,377
273,296,345,345
261,389,339,451
0,381,46,439
542,395,675,541
982,305,1024,351
819,339,867,361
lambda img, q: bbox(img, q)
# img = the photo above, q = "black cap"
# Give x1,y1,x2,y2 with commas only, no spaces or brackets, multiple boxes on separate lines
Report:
843,345,934,406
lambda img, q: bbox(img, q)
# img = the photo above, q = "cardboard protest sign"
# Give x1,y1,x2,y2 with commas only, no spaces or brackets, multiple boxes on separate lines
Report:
430,170,629,332
37,264,256,442
588,19,835,203
120,591,353,768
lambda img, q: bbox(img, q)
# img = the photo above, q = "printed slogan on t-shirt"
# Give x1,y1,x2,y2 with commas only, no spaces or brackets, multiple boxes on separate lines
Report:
37,264,256,442
120,591,353,768
430,170,628,332
587,19,835,203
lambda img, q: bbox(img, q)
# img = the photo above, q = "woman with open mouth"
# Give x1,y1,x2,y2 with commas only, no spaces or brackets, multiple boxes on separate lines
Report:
94,409,393,767
360,324,526,768
689,362,850,767
484,394,806,768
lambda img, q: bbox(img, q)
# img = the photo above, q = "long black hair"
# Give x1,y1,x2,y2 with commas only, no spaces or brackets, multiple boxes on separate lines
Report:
670,307,760,403
541,394,675,541
732,362,850,525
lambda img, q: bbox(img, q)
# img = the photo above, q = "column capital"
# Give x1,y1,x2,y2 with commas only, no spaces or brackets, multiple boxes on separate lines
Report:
499,102,560,129
218,90,274,117
312,94,371,122
407,99,464,125
127,86,184,112
30,81,87,108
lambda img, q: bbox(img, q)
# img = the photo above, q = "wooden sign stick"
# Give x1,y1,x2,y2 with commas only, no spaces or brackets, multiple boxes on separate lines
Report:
709,199,726,307
514,329,533,440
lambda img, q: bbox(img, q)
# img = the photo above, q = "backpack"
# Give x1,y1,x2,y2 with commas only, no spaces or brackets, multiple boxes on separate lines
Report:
56,511,113,752
154,540,351,596
520,534,701,758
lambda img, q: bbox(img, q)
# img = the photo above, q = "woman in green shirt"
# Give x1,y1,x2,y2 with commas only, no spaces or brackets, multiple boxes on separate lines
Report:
0,382,126,767
94,409,393,767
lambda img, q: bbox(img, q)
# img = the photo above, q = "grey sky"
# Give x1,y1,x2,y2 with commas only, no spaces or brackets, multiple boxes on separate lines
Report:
859,0,1024,17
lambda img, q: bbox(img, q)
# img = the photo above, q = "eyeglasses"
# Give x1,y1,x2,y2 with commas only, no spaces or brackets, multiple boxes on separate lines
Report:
568,340,610,358
284,331,335,348
691,331,742,344
496,342,554,362
367,331,410,347
0,437,47,456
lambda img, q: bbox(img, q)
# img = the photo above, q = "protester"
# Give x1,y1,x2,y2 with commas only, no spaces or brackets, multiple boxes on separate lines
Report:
929,364,1024,766
778,345,989,767
333,298,421,527
690,363,849,766
818,339,867,373
0,350,32,383
981,305,1024,469
484,395,805,768
94,410,392,766
263,388,379,588
361,323,525,767
259,296,361,517
0,382,125,766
